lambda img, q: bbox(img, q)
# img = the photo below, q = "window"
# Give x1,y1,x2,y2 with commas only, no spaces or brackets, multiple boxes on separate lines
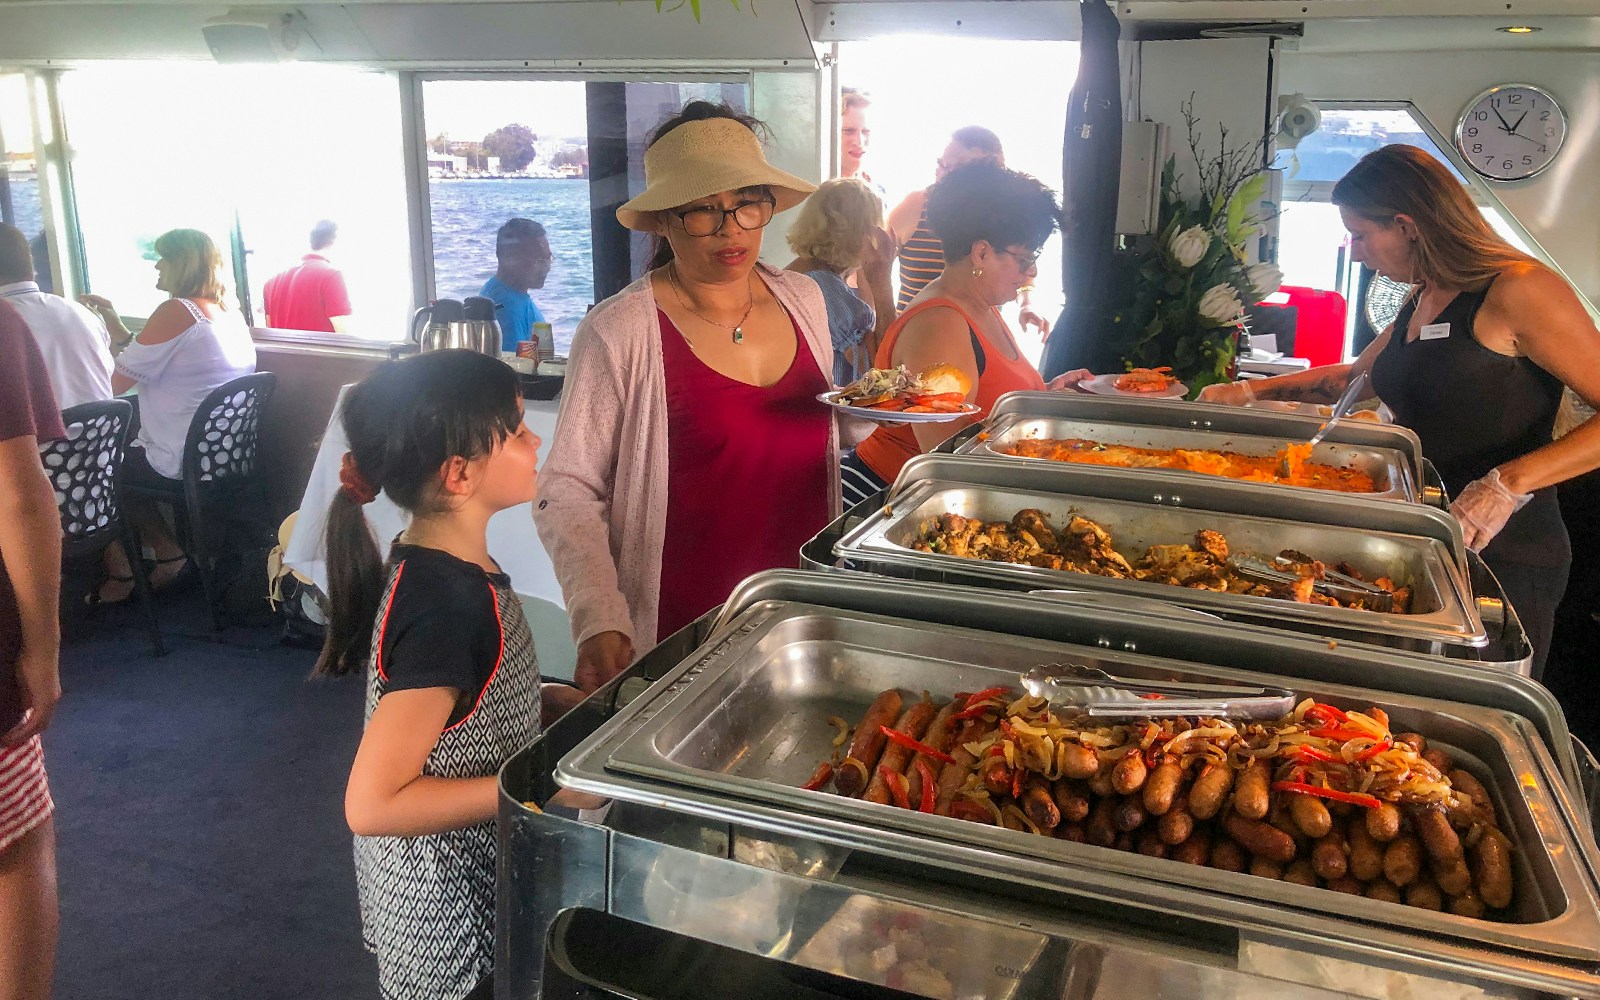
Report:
58,63,408,336
1274,103,1543,359
420,78,748,357
0,73,47,284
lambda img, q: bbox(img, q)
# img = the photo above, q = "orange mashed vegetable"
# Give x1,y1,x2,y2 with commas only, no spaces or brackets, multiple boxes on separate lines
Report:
999,438,1377,493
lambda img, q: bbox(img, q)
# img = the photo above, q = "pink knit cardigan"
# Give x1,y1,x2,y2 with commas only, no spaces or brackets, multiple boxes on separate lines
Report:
533,263,868,651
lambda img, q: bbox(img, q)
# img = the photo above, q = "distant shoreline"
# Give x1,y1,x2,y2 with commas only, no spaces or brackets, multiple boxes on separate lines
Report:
428,174,587,182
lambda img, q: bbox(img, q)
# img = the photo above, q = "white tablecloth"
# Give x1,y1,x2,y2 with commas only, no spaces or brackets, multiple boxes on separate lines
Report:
283,387,565,608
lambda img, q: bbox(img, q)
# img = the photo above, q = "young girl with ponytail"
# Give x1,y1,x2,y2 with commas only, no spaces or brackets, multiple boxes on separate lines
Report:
315,349,542,1000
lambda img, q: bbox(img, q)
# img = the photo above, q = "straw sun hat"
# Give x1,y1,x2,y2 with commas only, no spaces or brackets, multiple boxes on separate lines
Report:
616,117,817,232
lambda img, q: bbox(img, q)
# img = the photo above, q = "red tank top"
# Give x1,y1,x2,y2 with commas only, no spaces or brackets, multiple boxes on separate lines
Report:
854,297,1044,483
657,309,831,638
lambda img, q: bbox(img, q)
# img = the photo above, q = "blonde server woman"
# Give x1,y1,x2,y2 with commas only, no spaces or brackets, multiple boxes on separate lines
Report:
1201,144,1600,678
78,229,256,604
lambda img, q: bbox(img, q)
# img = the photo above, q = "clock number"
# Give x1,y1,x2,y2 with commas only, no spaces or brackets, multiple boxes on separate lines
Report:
1540,110,1550,121
1522,155,1533,166
1490,96,1501,108
1473,111,1489,121
1502,160,1514,171
1484,155,1494,165
1466,126,1479,137
1538,144,1548,154
1472,143,1483,154
1546,127,1556,137
1509,93,1522,104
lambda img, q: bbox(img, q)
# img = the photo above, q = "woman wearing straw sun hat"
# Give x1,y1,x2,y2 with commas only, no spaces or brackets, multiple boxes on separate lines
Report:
534,101,872,692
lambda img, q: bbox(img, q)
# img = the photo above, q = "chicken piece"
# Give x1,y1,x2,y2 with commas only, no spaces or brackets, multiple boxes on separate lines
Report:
1011,509,1059,551
1061,515,1134,575
1138,544,1224,586
1027,553,1066,571
1194,529,1229,562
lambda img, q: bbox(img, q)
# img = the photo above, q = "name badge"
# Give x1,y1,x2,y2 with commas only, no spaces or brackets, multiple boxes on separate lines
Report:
1419,322,1451,341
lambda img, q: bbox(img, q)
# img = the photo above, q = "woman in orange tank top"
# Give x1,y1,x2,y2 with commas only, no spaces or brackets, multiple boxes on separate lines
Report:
846,162,1085,506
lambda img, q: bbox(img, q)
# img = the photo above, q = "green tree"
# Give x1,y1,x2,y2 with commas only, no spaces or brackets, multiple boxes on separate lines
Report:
482,124,539,173
551,145,588,169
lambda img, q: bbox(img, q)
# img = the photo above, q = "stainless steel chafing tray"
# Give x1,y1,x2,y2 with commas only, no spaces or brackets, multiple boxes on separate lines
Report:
831,455,1485,652
954,391,1445,505
555,594,1600,994
977,390,1432,494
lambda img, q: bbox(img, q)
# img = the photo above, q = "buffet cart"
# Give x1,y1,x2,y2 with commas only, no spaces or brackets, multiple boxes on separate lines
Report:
500,572,1600,1000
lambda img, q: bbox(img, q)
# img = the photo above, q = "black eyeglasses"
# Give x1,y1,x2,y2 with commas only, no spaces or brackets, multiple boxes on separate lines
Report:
672,199,776,238
999,247,1043,270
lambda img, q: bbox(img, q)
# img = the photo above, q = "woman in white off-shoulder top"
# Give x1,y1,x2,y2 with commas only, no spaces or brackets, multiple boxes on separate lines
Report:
79,229,255,604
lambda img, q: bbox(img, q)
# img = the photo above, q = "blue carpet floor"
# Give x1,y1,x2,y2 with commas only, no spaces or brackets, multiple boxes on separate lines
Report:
46,586,374,1000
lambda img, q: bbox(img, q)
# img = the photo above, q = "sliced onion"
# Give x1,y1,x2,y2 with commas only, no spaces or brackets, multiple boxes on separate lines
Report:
1002,803,1043,836
827,716,850,748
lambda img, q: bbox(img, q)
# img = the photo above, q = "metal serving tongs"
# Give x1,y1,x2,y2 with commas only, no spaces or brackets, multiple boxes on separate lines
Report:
1278,369,1368,476
1020,662,1296,720
1228,551,1395,612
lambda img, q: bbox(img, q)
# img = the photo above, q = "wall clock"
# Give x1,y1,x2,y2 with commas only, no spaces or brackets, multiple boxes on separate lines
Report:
1454,84,1566,182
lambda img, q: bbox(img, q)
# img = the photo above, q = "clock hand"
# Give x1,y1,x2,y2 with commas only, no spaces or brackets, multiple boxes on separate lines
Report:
1491,106,1514,132
1509,109,1531,133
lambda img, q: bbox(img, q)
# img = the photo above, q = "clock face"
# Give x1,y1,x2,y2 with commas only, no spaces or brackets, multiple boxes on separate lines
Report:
1455,84,1567,182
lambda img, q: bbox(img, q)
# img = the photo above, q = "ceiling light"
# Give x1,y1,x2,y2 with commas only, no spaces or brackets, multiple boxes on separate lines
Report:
1498,25,1541,33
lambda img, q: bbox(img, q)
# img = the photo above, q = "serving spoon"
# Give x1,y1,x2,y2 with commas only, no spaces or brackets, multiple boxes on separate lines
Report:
1279,369,1369,477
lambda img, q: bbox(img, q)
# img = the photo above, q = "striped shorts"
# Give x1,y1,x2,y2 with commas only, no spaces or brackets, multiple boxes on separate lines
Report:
0,736,53,853
840,451,890,512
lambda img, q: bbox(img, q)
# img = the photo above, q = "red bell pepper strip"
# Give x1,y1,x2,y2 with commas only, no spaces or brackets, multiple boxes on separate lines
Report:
1272,780,1382,810
949,799,992,823
1294,745,1343,765
963,686,1011,709
1309,726,1371,743
952,702,997,721
1354,738,1392,762
879,766,911,809
878,725,958,765
801,761,834,792
1137,692,1167,700
1011,763,1025,800
1303,703,1350,726
914,759,938,813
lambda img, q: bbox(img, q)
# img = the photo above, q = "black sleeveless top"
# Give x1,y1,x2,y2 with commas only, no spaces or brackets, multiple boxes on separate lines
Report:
1370,279,1569,568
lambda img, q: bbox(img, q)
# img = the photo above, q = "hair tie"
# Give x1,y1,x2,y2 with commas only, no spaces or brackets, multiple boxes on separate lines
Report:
339,453,377,505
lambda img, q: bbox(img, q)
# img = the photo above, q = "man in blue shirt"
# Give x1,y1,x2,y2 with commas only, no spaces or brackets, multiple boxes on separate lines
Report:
480,218,552,352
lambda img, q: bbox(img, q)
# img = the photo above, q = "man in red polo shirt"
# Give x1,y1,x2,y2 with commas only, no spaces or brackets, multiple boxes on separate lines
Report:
262,219,353,333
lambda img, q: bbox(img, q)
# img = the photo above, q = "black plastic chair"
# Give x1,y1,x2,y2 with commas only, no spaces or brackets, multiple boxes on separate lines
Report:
40,399,164,656
125,372,278,630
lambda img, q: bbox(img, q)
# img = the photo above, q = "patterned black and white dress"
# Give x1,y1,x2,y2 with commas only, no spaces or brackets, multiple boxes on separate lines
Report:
353,544,540,1000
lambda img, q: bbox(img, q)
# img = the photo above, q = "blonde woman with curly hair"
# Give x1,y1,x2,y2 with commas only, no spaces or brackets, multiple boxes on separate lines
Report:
786,178,897,385
78,228,255,604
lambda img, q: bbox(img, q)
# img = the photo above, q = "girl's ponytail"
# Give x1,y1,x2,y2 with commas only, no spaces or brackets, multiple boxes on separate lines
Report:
314,485,386,677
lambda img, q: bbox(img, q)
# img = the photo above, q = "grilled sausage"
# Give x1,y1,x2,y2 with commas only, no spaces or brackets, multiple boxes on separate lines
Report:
1288,794,1334,839
1087,763,1118,799
1233,761,1271,820
1365,880,1404,904
982,759,1015,798
1248,858,1285,880
1113,796,1148,833
1312,831,1349,882
1210,838,1248,873
1365,802,1403,843
1157,804,1195,846
1448,891,1487,919
1413,808,1469,891
905,701,960,804
1284,860,1319,887
934,716,997,815
1367,707,1391,731
1448,768,1492,817
1052,781,1092,824
1472,827,1514,910
1142,760,1184,816
1224,814,1297,863
1057,822,1088,844
1171,832,1210,866
863,699,937,805
1326,877,1365,896
1347,820,1385,882
1058,741,1100,780
1382,834,1423,887
1405,879,1444,911
1112,752,1149,795
1188,762,1234,820
1113,832,1136,853
1022,780,1061,831
1137,830,1168,858
1423,747,1455,774
1086,797,1118,847
834,689,904,797
1394,732,1426,754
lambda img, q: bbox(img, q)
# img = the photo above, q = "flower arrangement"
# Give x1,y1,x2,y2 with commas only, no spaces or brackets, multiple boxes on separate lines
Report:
1115,100,1282,396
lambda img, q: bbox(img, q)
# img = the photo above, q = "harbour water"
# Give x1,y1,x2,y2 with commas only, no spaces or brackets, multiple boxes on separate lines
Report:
429,177,593,356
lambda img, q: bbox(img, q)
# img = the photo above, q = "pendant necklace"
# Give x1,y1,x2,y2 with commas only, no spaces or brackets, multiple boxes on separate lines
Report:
667,263,755,345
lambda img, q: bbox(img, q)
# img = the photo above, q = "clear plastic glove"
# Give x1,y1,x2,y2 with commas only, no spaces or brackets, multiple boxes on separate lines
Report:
1046,369,1093,392
1196,380,1256,406
1449,467,1532,553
